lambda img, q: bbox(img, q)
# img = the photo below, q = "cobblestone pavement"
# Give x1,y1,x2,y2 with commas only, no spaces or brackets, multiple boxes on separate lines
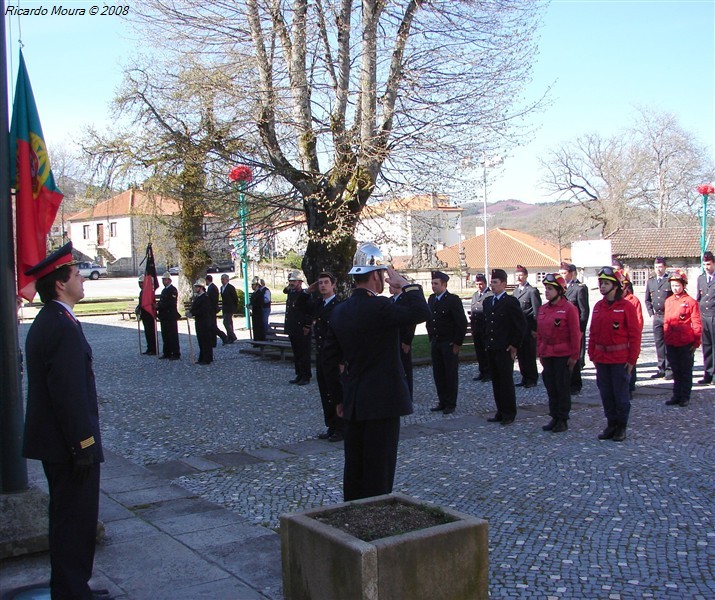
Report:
17,315,714,599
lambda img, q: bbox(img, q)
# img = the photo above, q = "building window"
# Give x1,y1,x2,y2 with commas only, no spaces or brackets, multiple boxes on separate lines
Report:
631,270,647,287
535,272,547,283
83,225,90,239
110,222,117,237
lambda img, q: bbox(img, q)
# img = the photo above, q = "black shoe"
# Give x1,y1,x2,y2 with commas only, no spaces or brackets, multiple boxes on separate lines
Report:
665,398,680,406
296,378,311,386
159,355,170,359
542,418,556,431
664,371,673,380
552,420,568,433
598,424,617,440
678,400,690,407
698,378,712,385
487,415,502,422
523,381,537,389
430,405,445,412
443,407,455,415
143,350,157,355
500,417,515,425
317,431,331,440
515,381,525,387
289,377,301,384
169,355,180,360
611,426,627,442
328,432,344,442
650,371,666,379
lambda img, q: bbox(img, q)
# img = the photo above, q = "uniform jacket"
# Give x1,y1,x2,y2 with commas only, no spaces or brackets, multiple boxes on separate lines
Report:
190,292,213,335
23,301,104,464
623,291,644,332
207,282,220,316
696,273,715,316
664,293,702,348
484,293,527,351
313,296,341,353
469,288,493,331
536,297,581,360
221,283,239,315
588,298,641,365
644,275,672,317
395,292,417,347
323,285,430,421
157,284,180,322
284,286,315,335
564,279,590,332
512,282,542,332
427,289,468,345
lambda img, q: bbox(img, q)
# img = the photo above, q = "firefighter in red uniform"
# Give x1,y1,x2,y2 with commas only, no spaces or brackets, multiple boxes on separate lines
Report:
588,267,642,442
536,273,581,433
663,269,702,407
619,270,644,395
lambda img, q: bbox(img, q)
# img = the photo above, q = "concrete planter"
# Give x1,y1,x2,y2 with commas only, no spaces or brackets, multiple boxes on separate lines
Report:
280,493,488,600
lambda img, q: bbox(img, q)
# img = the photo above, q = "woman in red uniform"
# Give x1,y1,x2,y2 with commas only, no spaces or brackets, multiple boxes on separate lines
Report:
663,270,702,407
588,267,642,442
536,273,581,433
619,270,644,395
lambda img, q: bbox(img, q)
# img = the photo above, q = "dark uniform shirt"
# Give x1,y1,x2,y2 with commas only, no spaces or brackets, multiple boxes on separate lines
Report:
512,282,541,332
564,279,590,332
645,275,672,316
427,290,468,345
697,272,715,315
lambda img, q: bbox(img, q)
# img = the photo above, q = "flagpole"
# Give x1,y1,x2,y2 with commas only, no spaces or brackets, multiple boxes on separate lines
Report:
0,0,29,492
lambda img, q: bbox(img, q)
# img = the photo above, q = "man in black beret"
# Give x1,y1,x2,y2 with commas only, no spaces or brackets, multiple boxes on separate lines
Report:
697,251,715,384
427,270,468,414
559,262,590,394
513,264,541,388
23,242,107,599
644,256,672,379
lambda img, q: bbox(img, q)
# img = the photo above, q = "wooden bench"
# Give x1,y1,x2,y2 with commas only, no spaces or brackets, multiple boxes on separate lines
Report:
119,306,137,320
242,339,294,360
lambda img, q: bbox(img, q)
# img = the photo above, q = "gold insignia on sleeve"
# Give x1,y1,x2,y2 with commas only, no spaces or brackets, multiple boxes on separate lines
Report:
80,436,96,449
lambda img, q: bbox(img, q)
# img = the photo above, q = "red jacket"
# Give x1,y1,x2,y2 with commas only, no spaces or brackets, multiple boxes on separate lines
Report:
623,291,644,332
664,293,702,348
536,297,581,360
588,297,641,365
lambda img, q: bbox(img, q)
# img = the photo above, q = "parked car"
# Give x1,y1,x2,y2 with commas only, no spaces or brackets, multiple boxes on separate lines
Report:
77,261,107,280
168,266,180,275
206,262,235,273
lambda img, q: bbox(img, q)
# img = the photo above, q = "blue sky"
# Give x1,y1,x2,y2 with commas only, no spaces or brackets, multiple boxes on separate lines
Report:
4,0,714,203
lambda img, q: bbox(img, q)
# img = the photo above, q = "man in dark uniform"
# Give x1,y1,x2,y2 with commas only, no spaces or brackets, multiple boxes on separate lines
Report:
485,268,527,425
427,270,468,414
513,264,541,387
284,270,314,385
23,242,107,599
136,275,157,355
697,251,715,384
469,273,493,382
220,274,239,343
188,278,214,364
249,277,268,341
560,262,590,394
323,242,430,501
644,256,673,378
205,274,228,346
389,280,417,399
313,272,343,442
157,272,181,360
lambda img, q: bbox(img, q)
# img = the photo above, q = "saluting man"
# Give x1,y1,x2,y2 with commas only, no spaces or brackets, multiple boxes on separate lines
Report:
644,256,673,379
427,270,468,414
23,242,107,599
696,251,715,384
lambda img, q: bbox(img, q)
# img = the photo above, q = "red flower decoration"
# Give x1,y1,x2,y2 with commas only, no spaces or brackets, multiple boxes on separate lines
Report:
229,165,253,183
697,184,715,196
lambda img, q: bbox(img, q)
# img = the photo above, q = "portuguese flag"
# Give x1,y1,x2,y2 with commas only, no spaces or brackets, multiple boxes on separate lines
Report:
10,51,64,300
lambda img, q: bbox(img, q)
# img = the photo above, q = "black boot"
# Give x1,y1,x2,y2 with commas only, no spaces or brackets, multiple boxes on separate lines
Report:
598,422,618,440
612,425,627,442
551,419,568,433
542,418,556,431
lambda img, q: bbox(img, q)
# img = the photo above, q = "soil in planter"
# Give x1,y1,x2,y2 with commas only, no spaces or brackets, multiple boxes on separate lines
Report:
314,501,457,542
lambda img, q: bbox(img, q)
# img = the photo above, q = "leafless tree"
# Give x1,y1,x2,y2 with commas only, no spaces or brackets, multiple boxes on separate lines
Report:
114,0,546,287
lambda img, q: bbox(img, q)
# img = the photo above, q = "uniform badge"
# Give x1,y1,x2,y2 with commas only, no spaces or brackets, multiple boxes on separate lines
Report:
554,319,561,327
612,321,620,330
679,314,686,321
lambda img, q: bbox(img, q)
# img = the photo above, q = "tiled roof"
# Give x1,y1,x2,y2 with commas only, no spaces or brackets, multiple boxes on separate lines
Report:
67,189,181,221
363,194,462,216
437,228,567,272
606,227,715,260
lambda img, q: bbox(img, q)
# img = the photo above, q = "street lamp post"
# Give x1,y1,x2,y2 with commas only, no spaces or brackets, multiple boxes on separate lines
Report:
697,185,714,267
229,165,253,328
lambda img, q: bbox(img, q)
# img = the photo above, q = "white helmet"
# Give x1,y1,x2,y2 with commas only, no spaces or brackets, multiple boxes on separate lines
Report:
193,278,207,289
348,242,389,275
287,270,304,282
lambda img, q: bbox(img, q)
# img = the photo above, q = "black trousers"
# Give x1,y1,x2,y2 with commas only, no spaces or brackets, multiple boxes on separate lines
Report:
289,329,312,380
343,416,400,501
517,331,539,384
140,312,157,353
251,309,266,341
666,344,695,403
316,356,343,434
196,323,214,363
431,340,460,409
212,316,228,346
471,322,490,377
570,330,587,391
541,356,572,420
487,349,517,420
223,312,237,341
159,318,180,358
701,315,715,380
652,314,669,373
43,461,100,600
